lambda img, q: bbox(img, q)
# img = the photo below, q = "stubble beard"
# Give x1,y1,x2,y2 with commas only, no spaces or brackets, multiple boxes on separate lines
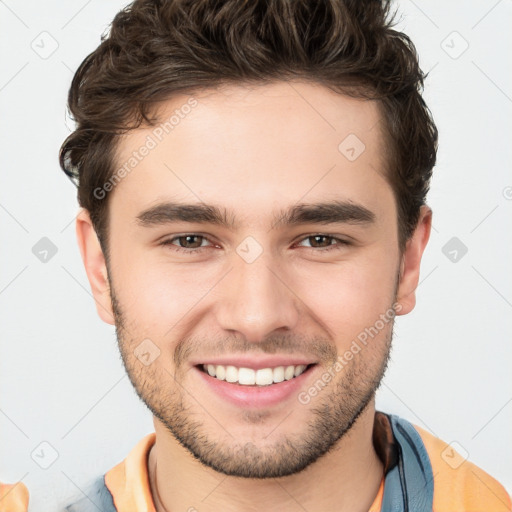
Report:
110,283,393,479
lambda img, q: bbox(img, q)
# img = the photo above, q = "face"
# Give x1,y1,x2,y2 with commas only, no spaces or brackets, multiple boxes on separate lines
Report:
79,80,430,478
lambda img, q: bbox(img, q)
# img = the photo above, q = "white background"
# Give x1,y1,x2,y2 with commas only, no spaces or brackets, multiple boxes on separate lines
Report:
0,0,511,510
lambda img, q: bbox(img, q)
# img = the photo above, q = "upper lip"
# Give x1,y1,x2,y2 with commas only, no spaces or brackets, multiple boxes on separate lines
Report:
192,356,317,371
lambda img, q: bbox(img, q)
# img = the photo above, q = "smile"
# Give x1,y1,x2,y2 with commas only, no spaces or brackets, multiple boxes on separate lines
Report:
199,364,312,386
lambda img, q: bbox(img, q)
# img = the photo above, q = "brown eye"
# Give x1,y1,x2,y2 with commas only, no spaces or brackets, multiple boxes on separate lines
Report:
160,234,213,254
307,235,334,248
296,234,350,253
174,235,205,249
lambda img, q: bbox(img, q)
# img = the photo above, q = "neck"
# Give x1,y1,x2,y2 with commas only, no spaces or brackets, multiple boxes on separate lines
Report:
148,401,383,512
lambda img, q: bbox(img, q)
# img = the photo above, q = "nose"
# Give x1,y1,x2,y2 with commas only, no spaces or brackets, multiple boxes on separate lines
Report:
214,250,301,343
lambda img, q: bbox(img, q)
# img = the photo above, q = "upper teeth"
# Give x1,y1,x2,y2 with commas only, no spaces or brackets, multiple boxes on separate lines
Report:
202,364,308,386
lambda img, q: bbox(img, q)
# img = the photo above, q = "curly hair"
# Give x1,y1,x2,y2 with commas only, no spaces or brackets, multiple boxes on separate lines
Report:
59,0,438,257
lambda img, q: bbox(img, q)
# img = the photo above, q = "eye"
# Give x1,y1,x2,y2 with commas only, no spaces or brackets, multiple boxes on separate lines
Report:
160,234,214,254
295,234,351,252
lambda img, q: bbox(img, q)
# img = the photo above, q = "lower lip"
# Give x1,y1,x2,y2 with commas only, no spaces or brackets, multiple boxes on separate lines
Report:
194,365,316,408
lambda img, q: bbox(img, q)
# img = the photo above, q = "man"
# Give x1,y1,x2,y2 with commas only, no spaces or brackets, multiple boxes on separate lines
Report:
1,0,509,511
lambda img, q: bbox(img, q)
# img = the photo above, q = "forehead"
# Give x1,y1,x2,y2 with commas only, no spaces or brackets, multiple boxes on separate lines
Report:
109,80,393,226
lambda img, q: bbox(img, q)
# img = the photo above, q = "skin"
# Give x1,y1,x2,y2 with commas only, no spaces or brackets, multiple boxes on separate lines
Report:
76,80,432,512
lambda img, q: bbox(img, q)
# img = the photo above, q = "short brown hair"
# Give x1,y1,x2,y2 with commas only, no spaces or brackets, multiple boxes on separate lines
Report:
59,0,438,257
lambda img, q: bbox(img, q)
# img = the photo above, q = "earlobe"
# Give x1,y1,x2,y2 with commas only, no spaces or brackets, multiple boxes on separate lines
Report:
395,205,432,316
75,209,115,325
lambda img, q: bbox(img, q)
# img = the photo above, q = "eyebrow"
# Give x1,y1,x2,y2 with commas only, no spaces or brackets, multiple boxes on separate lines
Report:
136,199,376,230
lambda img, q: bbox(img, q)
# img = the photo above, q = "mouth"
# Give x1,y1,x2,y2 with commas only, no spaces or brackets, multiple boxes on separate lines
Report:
196,363,317,386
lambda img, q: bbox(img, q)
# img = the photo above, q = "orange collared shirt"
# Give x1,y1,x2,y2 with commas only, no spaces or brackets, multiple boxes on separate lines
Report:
104,432,385,512
1,414,510,511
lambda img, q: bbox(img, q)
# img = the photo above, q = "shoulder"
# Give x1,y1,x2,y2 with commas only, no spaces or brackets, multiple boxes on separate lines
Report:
0,481,29,512
411,422,511,512
63,433,156,512
62,475,116,512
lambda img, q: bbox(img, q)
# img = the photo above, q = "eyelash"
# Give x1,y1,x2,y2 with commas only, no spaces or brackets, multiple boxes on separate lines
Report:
159,234,351,255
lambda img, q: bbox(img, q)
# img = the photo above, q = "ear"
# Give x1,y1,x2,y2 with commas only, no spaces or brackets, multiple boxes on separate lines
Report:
395,205,432,316
75,209,115,325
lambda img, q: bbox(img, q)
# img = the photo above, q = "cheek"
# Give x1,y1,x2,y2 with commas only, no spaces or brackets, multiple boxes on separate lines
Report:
291,252,398,341
111,252,220,332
